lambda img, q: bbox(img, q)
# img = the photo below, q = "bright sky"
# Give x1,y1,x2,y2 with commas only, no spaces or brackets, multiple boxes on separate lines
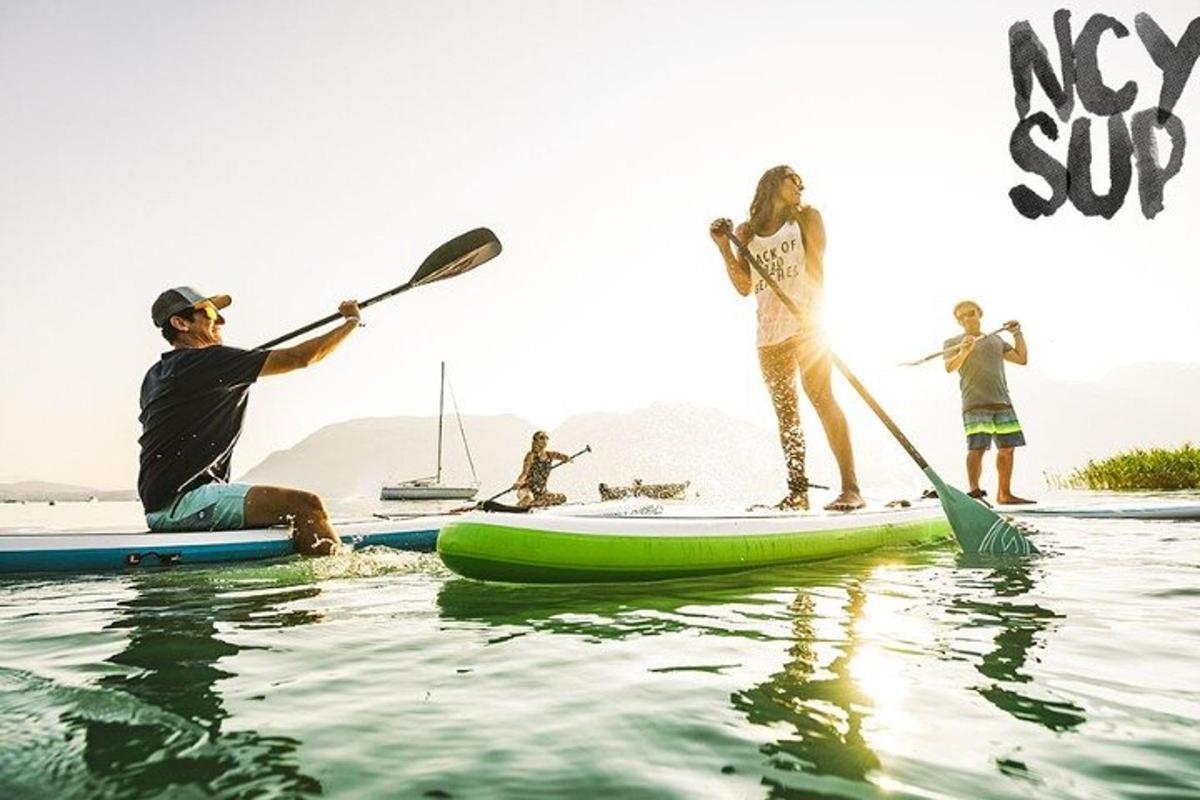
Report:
2,1,1198,488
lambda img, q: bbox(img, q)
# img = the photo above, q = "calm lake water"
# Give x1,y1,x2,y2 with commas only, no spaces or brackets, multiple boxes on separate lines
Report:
1,497,1198,799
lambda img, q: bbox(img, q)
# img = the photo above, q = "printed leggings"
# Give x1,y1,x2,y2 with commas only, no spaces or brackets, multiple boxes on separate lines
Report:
757,332,831,495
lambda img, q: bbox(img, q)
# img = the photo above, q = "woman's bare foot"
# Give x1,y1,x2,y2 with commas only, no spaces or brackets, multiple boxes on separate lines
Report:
776,492,809,511
997,494,1036,505
824,490,866,512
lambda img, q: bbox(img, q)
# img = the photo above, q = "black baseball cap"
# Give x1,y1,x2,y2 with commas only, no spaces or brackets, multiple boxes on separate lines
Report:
151,286,232,328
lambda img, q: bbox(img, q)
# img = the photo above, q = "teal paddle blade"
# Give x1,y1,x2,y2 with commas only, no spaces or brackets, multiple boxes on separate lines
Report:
924,468,1039,556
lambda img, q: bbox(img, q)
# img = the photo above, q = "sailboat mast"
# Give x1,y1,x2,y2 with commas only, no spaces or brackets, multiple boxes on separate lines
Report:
436,361,445,483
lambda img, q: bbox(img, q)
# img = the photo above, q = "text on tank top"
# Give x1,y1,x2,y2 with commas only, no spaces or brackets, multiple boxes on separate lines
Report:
748,218,808,347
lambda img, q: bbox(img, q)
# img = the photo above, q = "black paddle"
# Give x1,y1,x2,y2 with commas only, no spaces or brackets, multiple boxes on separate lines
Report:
456,445,592,514
257,228,502,349
714,219,1037,556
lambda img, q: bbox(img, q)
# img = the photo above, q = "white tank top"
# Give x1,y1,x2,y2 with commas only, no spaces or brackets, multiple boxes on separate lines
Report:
747,218,809,347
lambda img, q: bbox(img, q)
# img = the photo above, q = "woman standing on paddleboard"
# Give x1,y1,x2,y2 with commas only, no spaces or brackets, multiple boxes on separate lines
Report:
709,165,864,511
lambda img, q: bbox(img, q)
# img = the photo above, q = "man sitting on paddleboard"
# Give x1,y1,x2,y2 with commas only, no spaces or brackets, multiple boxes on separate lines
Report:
709,165,865,512
138,286,362,555
943,300,1034,505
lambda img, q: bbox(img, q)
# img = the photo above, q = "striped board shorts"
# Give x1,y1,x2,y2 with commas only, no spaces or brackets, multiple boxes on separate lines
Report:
963,407,1026,451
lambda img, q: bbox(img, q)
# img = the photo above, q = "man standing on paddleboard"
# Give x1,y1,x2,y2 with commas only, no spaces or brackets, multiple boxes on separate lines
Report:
709,165,864,512
943,300,1035,505
138,286,362,555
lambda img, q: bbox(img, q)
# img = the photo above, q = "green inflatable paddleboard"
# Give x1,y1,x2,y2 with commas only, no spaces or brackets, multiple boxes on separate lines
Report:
438,503,952,583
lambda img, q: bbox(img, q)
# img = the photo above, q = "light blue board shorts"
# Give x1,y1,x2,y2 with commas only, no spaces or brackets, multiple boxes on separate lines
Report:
145,483,252,532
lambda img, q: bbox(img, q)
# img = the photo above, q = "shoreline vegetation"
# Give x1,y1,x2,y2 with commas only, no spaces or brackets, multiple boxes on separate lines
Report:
1051,444,1200,491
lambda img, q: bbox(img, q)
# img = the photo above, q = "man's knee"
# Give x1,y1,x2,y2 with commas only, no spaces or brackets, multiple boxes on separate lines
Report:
248,486,327,520
286,489,326,520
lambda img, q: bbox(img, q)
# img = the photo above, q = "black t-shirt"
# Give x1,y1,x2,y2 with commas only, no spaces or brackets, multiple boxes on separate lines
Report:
137,345,270,512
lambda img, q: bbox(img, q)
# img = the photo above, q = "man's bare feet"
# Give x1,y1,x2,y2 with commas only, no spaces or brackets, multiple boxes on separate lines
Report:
295,533,341,557
824,490,866,512
997,495,1036,505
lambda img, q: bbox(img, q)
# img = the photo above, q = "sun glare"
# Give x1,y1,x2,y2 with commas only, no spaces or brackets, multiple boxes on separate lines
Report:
846,570,927,760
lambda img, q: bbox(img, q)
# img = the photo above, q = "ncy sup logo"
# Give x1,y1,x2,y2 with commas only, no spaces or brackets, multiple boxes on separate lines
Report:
1007,11,1198,219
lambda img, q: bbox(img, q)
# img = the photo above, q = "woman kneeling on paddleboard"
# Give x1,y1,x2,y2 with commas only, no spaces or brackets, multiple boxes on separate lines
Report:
513,432,569,508
709,165,864,512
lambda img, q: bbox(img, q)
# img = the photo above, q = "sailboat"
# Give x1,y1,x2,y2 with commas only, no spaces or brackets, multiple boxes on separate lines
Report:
380,362,480,501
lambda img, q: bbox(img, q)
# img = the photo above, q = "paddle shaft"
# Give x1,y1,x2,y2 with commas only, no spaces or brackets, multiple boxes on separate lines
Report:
721,227,930,470
257,280,418,349
903,326,1009,366
255,227,501,350
481,445,592,505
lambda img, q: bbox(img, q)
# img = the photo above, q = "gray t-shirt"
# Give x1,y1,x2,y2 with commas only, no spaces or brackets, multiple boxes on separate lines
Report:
944,333,1014,411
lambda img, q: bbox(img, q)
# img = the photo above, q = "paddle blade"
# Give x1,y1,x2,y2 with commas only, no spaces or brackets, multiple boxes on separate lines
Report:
481,499,529,514
411,228,502,288
924,468,1039,556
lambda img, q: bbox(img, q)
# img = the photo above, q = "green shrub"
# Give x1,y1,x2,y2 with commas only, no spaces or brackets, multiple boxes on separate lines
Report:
1053,443,1200,491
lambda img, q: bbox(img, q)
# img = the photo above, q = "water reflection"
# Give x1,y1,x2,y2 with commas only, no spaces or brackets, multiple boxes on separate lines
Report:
436,572,785,641
949,558,1086,733
438,549,1089,795
731,582,883,796
67,571,326,797
437,558,918,796
435,557,900,642
440,550,1088,796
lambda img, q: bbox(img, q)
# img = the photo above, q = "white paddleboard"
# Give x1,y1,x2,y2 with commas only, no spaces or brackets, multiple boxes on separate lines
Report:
0,515,447,574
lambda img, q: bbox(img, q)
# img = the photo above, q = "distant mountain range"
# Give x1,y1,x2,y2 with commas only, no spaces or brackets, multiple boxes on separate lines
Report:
238,405,786,504
238,362,1200,504
8,363,1199,504
0,481,137,503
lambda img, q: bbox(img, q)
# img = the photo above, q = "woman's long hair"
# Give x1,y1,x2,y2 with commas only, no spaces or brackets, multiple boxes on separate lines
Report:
748,164,795,235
